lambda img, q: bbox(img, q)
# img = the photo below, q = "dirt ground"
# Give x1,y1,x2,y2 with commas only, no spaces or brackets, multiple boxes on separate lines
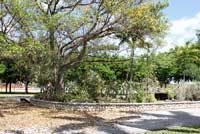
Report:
1,100,200,134
0,101,139,134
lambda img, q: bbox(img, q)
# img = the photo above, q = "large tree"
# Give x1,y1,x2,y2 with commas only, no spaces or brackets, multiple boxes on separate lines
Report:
0,0,168,99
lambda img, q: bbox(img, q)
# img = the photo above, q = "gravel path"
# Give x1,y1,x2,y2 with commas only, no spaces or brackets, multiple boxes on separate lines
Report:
0,100,200,134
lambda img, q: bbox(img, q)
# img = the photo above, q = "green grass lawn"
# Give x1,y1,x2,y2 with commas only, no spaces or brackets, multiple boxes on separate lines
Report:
146,126,200,134
0,93,35,98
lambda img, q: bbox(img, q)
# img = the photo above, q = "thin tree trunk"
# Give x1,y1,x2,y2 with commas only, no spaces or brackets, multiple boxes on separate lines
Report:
9,82,11,93
25,81,29,94
40,87,44,93
126,48,135,100
6,82,8,93
160,83,163,88
5,82,8,93
164,83,167,88
146,46,151,91
129,49,134,81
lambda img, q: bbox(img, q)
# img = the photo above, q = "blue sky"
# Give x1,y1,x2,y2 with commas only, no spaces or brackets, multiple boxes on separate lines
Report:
161,0,200,51
164,0,200,20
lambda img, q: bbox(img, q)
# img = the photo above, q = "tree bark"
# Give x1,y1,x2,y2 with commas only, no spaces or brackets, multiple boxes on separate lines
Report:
5,82,8,93
164,83,167,88
146,46,151,91
54,67,65,95
25,81,29,94
9,82,11,93
126,48,135,100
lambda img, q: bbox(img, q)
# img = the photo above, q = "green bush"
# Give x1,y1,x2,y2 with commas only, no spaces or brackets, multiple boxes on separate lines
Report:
52,92,67,102
64,81,92,102
134,89,146,103
145,93,157,103
164,88,176,100
105,81,123,98
174,81,200,101
81,70,105,102
130,88,157,103
34,91,66,102
64,90,92,102
34,93,43,99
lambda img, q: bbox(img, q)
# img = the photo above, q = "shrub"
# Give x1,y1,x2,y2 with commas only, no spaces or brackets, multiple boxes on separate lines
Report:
133,89,146,103
164,88,176,100
174,81,200,101
52,92,67,102
35,91,67,102
130,88,157,103
81,70,105,102
64,81,91,102
105,81,121,98
34,93,43,99
145,93,157,102
64,90,91,102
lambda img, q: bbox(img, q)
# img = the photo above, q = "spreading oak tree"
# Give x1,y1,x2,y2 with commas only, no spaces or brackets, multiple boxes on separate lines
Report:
0,0,168,99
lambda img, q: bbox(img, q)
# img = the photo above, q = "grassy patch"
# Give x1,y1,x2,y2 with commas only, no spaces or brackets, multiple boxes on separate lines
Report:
0,93,35,97
0,92,37,95
146,126,200,134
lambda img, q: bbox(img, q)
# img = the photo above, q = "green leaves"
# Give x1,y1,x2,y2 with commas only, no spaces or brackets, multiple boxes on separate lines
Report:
0,64,6,74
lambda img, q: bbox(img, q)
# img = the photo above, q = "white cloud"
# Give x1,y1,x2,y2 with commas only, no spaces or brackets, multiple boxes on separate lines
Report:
161,11,200,52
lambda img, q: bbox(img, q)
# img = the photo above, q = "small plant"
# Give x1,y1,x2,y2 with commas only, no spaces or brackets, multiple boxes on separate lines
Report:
64,81,91,102
145,93,157,103
134,89,146,103
81,70,105,102
164,88,176,100
64,90,91,102
130,88,157,103
34,93,43,99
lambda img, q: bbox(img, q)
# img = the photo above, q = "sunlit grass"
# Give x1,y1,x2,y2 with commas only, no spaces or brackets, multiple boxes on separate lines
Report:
0,93,35,97
147,126,200,134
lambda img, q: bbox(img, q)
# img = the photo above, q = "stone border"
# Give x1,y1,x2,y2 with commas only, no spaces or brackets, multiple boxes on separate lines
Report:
30,98,200,112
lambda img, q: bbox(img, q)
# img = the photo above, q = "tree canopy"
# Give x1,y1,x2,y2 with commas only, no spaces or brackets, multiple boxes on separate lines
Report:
0,0,169,99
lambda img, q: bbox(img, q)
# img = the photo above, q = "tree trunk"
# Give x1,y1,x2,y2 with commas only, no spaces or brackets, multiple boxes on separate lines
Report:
126,48,135,100
146,46,151,91
43,66,65,100
25,81,29,94
160,83,163,88
146,78,149,91
164,83,167,88
127,48,135,82
9,82,11,93
5,82,8,93
55,71,65,95
40,87,44,93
